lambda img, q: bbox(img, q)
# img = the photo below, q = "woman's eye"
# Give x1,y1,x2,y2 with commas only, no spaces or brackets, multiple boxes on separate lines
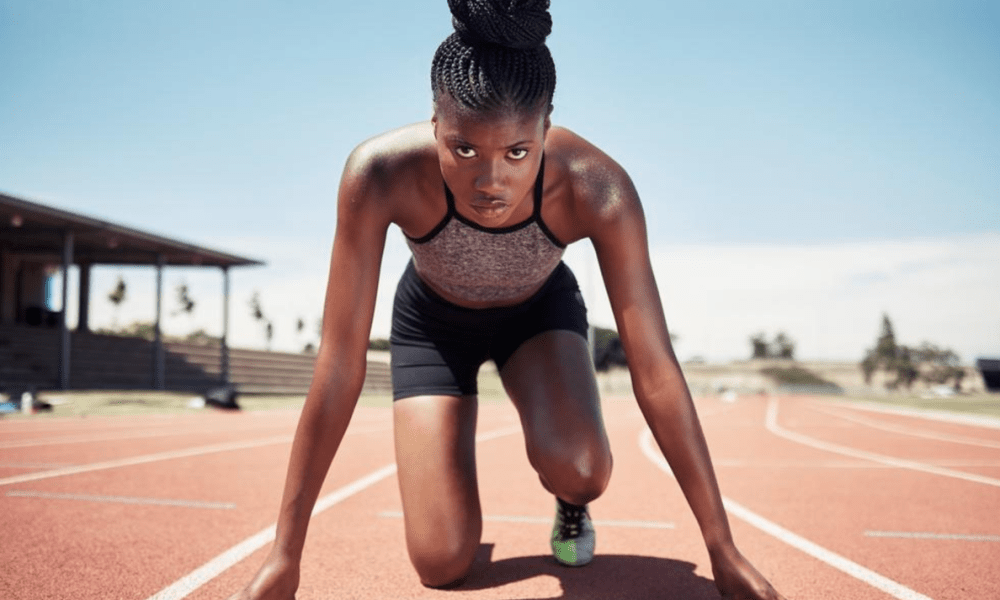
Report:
508,148,528,160
455,146,476,158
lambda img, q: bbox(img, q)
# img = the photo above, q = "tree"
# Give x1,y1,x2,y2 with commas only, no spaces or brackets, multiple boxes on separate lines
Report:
859,314,964,391
107,275,127,328
593,327,627,371
369,338,391,351
248,292,273,349
773,332,795,359
748,331,795,360
173,282,196,317
913,342,964,389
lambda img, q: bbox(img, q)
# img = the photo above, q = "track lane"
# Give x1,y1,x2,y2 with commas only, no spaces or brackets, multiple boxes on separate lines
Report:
731,395,1000,599
5,394,1000,599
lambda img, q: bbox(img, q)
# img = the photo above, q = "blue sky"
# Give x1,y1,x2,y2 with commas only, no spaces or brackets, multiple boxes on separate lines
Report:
2,1,998,363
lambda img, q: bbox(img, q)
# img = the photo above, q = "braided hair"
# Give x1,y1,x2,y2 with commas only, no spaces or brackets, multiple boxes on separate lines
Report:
431,0,557,115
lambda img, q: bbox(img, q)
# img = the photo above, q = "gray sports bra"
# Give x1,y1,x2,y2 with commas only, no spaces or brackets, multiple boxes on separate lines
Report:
405,158,566,304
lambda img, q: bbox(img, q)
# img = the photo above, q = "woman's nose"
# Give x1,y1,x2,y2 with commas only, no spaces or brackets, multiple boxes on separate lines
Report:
474,158,507,195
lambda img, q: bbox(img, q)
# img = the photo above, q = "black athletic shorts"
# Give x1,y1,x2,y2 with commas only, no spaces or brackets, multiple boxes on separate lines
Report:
390,259,589,400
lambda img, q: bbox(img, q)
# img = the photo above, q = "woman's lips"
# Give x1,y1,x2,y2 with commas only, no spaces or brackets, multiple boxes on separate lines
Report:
469,198,509,218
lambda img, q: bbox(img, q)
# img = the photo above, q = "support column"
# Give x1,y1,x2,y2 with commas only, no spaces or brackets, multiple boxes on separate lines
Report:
0,245,7,325
221,266,230,385
153,254,165,390
78,263,91,333
59,231,74,390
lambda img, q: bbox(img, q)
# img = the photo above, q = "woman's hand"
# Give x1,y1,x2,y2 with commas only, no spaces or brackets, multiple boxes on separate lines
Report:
710,544,787,600
226,554,300,600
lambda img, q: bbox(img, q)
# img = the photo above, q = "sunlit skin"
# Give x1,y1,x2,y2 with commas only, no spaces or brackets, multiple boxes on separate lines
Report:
227,93,787,600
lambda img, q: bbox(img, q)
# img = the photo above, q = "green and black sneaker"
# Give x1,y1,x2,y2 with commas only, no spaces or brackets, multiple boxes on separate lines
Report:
550,497,595,567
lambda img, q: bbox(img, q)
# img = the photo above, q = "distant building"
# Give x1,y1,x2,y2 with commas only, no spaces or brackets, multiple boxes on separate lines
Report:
1,191,263,389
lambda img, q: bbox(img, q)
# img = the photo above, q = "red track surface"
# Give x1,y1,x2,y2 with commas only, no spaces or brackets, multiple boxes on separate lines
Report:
2,394,998,599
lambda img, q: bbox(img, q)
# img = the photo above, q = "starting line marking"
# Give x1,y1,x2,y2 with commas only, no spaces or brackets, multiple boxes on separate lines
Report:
378,511,675,529
143,424,523,600
6,490,236,510
639,427,934,600
865,531,1000,542
766,396,1000,489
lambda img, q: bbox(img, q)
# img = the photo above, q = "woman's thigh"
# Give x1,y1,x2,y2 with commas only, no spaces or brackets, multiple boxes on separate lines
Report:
499,330,612,504
393,394,481,586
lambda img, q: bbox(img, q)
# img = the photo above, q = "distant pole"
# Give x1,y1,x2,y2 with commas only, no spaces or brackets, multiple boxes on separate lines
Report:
153,254,165,390
221,266,230,385
59,230,74,390
77,262,91,333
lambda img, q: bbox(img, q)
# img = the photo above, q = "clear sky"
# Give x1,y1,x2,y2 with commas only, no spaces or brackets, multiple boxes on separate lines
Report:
2,1,998,363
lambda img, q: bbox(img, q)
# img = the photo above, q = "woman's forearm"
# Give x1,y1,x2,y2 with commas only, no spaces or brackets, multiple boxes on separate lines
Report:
270,363,365,561
633,365,735,553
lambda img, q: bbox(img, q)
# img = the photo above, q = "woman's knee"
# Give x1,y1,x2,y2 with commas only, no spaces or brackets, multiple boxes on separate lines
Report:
532,440,613,505
408,536,480,588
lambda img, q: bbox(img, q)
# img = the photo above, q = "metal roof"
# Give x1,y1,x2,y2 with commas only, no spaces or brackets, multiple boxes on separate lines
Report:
0,192,264,268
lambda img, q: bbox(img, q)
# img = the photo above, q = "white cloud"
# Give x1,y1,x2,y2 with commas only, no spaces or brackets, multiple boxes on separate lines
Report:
637,233,1000,363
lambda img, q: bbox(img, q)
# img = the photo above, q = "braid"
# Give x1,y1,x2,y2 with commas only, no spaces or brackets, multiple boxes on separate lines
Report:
432,0,556,114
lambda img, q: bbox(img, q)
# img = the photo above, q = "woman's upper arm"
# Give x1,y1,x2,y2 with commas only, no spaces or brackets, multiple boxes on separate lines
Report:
584,161,682,398
311,145,394,392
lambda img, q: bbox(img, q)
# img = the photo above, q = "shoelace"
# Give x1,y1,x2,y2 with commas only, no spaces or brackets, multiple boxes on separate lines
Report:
557,502,586,539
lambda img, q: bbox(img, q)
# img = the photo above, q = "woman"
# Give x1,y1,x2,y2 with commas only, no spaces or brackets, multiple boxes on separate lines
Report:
231,1,786,598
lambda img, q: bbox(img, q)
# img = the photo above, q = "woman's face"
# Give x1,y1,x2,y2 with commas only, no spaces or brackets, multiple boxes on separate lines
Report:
433,94,549,228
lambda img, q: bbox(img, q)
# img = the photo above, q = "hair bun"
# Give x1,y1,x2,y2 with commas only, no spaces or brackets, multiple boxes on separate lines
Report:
448,0,552,50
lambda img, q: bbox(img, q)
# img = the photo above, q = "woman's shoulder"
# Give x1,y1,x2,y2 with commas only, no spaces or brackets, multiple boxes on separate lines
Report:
343,122,439,198
545,126,640,230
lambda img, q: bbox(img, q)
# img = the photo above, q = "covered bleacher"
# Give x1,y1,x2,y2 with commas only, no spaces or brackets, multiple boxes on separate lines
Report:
0,192,391,395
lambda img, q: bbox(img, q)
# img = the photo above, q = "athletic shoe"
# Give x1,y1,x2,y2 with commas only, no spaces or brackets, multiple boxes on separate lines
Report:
550,497,595,567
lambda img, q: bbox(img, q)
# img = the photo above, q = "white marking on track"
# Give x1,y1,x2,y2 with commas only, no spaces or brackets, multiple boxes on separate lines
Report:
0,425,392,487
766,396,1000,489
6,490,236,510
143,424,523,600
0,462,77,469
639,428,934,600
0,435,293,487
824,399,1000,430
714,458,1000,469
809,404,1000,449
864,531,1000,542
0,421,385,450
378,511,675,529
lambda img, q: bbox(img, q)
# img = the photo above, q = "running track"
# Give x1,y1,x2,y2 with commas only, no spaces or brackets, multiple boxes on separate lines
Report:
2,394,998,599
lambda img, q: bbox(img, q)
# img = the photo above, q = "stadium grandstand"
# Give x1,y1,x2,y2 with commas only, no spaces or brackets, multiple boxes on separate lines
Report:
0,192,389,397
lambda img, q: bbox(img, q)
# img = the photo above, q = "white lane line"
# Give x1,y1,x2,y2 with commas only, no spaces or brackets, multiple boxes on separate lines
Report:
0,462,78,469
378,510,675,529
0,436,292,487
810,404,1000,450
0,425,392,488
639,428,934,600
0,425,285,450
824,399,1000,430
864,531,1000,542
714,458,1000,469
143,423,523,600
6,490,236,510
766,396,1000,489
0,421,386,450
